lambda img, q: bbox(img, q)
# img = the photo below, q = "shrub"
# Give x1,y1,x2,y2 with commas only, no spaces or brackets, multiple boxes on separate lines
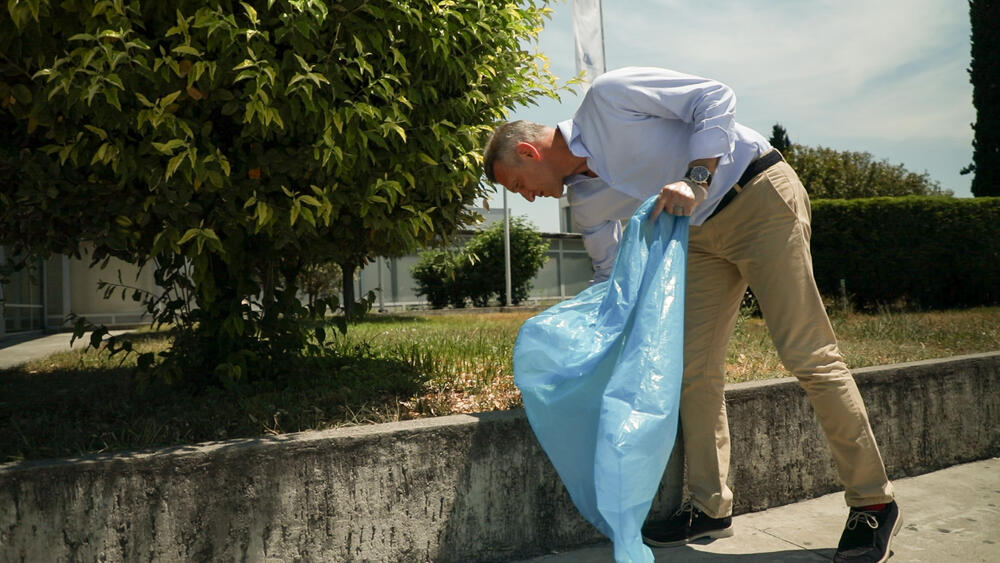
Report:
462,217,549,306
811,196,1000,310
411,249,466,309
0,0,560,383
412,217,549,308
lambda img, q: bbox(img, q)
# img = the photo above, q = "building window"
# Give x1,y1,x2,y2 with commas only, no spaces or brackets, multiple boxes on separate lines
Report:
2,257,44,334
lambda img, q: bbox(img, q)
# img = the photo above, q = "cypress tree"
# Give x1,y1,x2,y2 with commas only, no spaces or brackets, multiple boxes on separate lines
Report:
769,123,792,153
968,0,1000,196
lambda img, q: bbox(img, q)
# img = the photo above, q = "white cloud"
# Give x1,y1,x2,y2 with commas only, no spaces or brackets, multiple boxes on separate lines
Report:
598,0,971,142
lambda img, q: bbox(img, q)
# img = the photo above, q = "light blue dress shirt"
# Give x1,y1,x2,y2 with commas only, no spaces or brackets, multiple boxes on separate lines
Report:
557,66,772,283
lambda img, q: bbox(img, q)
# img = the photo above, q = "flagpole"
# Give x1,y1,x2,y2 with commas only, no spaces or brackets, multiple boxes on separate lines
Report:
503,186,512,307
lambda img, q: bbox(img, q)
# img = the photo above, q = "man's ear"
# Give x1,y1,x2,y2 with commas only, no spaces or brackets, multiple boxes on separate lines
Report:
515,141,542,161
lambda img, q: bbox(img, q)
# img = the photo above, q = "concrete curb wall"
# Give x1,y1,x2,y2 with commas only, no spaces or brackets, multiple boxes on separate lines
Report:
726,352,1000,514
2,352,998,562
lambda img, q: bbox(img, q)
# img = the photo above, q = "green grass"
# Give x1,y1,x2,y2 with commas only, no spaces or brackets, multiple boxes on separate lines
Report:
726,306,1000,381
2,307,998,463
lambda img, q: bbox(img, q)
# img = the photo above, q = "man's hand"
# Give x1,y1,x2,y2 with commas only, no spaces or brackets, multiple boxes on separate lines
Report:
650,179,707,221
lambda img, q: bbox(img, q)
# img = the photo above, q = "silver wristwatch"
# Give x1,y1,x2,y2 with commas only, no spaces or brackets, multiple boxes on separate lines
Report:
685,165,712,187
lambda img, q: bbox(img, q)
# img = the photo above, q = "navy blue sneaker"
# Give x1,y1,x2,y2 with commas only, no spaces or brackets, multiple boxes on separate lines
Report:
834,501,902,562
642,502,734,547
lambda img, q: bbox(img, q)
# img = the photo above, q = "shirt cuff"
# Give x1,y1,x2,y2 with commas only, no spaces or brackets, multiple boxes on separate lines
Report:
689,124,736,165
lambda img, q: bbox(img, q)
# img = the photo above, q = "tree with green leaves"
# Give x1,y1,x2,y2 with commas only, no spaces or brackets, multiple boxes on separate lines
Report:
410,248,471,309
785,145,948,199
966,0,999,196
0,0,560,383
412,218,549,308
461,217,549,306
765,125,948,198
300,261,342,308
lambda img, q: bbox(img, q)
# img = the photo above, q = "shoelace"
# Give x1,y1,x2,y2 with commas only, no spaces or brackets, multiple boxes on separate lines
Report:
845,510,880,531
672,501,696,526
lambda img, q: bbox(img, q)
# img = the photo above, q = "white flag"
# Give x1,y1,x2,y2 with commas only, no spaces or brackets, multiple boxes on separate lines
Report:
573,0,606,85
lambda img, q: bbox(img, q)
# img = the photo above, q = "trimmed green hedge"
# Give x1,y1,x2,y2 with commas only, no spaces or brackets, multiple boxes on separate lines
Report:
811,197,1000,310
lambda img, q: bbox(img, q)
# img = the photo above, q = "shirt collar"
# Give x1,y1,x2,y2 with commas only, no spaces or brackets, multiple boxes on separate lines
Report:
557,119,591,159
558,119,602,187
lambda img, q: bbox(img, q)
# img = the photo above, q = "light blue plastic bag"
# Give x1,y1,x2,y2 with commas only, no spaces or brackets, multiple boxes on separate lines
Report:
514,195,688,563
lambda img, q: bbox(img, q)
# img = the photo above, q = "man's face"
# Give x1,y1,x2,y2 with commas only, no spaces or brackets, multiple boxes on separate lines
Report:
493,156,565,203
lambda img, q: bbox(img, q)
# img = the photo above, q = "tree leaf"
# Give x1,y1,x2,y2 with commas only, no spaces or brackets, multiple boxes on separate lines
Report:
166,152,187,179
172,45,202,57
177,228,201,245
160,90,182,106
84,125,108,140
152,139,186,154
241,2,258,25
11,84,32,103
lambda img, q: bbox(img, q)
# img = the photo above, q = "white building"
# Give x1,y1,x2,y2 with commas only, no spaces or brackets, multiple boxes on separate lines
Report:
355,206,593,311
1,209,593,340
0,245,154,340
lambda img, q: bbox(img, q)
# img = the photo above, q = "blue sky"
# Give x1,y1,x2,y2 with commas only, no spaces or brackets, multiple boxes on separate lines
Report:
487,0,975,232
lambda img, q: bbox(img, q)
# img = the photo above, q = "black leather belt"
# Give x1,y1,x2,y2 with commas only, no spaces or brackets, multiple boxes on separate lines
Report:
705,150,784,221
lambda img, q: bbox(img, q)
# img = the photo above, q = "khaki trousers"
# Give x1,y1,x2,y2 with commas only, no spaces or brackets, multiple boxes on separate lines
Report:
682,160,894,518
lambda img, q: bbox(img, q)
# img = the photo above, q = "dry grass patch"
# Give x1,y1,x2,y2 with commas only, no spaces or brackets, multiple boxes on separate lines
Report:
2,306,998,462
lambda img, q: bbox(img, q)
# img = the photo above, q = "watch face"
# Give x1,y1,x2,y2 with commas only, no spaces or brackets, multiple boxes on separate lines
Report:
688,166,711,183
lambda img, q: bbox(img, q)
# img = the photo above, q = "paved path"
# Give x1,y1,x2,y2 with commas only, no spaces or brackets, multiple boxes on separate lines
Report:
0,331,129,369
517,458,1000,562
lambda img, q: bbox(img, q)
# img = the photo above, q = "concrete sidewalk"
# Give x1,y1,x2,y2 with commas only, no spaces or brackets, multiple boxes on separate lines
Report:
0,330,129,369
517,458,999,562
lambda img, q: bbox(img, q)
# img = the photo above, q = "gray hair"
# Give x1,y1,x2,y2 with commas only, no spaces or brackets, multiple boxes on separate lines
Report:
483,120,548,182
